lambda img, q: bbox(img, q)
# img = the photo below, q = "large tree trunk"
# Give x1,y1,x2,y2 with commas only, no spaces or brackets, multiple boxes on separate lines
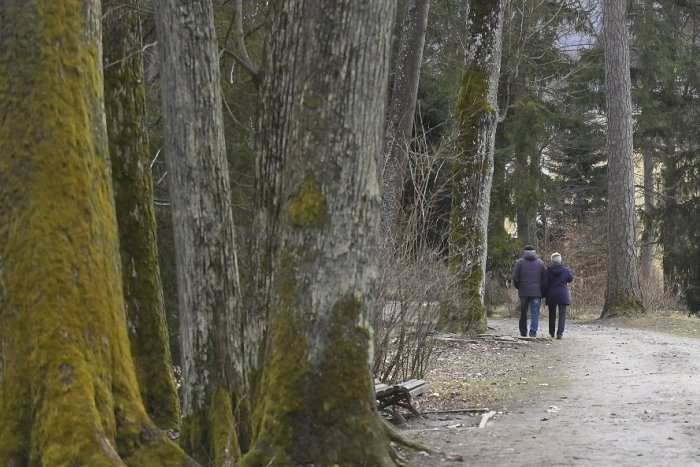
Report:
241,1,398,465
103,0,180,430
444,0,505,334
381,0,430,241
0,1,193,464
601,0,644,317
154,0,245,463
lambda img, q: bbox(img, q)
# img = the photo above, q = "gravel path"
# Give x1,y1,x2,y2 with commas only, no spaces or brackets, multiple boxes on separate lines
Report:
403,318,700,466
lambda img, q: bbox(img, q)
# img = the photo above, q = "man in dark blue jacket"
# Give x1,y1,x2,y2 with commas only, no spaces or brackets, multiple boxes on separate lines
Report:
512,245,547,337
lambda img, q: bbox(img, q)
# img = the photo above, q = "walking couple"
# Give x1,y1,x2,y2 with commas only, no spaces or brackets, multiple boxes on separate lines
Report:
512,245,573,339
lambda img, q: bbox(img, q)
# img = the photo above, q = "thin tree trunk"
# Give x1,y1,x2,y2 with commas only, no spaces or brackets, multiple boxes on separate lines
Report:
382,0,430,241
639,147,655,282
103,0,180,430
661,151,678,290
638,0,656,285
601,0,644,317
0,1,193,464
241,1,399,465
444,0,505,334
515,148,538,247
154,0,245,462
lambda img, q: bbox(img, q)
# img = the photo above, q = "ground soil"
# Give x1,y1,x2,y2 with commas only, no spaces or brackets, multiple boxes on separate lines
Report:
394,312,700,466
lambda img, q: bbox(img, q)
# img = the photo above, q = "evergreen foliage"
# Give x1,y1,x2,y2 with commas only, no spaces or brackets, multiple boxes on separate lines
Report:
631,0,700,312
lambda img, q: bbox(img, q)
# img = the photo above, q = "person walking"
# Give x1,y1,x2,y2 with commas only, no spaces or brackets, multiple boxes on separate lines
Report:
512,244,547,337
545,252,574,339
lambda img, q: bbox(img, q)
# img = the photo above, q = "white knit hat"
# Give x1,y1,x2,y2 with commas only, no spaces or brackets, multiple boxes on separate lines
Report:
551,252,562,263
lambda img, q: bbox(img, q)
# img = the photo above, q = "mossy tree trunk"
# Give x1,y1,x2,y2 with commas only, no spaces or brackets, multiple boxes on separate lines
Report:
241,1,399,465
0,1,194,464
103,0,180,430
601,0,644,318
381,0,431,241
154,0,246,463
444,1,505,335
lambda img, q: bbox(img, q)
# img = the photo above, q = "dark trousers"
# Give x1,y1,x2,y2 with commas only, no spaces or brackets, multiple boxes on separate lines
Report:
548,304,567,337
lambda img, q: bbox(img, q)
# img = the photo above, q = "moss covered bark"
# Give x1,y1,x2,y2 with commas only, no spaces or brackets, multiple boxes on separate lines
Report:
446,1,505,336
103,0,180,430
180,387,240,465
244,1,399,464
240,286,395,466
0,1,193,464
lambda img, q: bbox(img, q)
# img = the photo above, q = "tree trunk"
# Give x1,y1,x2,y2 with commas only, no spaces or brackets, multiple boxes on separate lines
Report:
382,0,430,241
103,0,180,430
639,147,655,282
241,1,399,465
601,0,644,317
154,0,245,462
661,151,678,290
0,1,193,464
444,0,505,334
515,148,538,248
637,0,657,285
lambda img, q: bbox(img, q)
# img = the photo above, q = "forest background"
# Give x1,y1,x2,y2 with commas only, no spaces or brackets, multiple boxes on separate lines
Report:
152,0,699,365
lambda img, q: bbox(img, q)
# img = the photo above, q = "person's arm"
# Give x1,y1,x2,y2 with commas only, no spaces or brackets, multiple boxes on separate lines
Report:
512,260,520,289
566,267,573,283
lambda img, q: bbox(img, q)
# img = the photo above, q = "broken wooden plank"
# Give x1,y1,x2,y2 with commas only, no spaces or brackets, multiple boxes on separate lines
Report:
478,410,497,428
420,408,490,415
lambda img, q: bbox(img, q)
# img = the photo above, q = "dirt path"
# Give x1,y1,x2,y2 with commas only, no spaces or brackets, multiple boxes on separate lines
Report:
403,318,700,466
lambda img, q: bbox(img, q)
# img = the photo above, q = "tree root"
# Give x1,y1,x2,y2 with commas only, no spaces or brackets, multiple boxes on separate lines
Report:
381,417,437,454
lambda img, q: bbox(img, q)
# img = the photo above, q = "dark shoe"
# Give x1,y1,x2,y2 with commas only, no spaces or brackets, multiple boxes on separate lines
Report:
521,333,527,337
556,335,563,340
549,333,555,338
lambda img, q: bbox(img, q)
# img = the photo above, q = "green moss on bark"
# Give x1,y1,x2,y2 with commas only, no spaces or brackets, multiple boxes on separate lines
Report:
180,387,240,466
209,387,241,464
287,175,328,227
103,0,180,430
601,294,645,318
240,262,309,466
0,1,190,464
444,66,493,336
241,284,396,465
452,65,494,185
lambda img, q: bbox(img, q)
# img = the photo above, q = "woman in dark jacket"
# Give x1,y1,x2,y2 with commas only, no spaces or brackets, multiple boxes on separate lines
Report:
544,252,573,339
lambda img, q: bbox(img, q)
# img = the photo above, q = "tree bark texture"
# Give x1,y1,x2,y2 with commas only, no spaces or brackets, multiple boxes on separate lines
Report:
0,1,192,464
103,0,180,430
381,0,430,241
154,0,245,462
445,1,504,334
601,0,644,317
242,1,399,465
